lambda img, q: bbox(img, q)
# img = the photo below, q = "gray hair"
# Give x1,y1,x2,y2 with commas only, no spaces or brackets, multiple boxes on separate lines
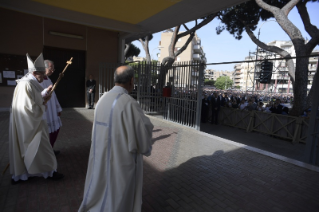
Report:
114,66,134,84
44,60,54,68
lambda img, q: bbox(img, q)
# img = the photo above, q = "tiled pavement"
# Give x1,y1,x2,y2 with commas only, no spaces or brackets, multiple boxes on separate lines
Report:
1,109,319,212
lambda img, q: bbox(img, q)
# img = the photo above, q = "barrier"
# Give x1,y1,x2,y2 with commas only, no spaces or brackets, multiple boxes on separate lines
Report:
219,107,309,143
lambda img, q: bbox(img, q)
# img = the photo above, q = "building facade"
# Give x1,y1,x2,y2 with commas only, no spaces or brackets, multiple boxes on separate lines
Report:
204,69,214,80
212,70,233,81
0,8,118,108
0,0,246,108
158,31,207,88
234,40,318,93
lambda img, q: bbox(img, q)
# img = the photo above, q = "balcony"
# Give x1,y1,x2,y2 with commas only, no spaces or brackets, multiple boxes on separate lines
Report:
234,79,241,83
235,71,241,75
309,57,318,62
235,75,241,79
281,41,292,46
309,66,317,71
193,45,203,54
278,67,288,72
193,54,201,61
275,75,290,80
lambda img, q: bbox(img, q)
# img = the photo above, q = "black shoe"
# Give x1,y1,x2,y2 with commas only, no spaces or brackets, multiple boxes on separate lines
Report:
54,150,60,156
49,172,64,180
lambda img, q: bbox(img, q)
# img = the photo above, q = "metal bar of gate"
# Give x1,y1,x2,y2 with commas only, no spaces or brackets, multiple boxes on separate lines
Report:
195,62,204,130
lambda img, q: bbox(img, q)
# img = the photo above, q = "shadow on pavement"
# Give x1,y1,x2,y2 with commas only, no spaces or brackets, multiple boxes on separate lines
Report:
200,122,307,163
1,109,319,212
142,147,319,212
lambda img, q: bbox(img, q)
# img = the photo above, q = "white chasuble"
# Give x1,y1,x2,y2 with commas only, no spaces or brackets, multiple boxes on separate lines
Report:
40,77,62,133
9,74,57,180
78,86,154,212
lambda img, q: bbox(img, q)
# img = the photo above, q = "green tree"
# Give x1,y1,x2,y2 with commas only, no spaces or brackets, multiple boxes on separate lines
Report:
124,43,141,60
217,0,319,116
215,76,233,90
204,79,215,86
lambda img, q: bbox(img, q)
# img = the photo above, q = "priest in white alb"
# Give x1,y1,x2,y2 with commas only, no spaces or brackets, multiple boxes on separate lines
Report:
9,53,64,184
78,65,154,212
40,59,62,155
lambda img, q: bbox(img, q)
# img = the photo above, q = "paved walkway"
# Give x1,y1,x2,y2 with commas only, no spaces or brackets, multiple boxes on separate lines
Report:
1,109,319,212
200,122,307,162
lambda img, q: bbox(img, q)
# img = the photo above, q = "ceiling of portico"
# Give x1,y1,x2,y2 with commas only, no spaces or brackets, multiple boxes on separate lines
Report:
0,0,248,40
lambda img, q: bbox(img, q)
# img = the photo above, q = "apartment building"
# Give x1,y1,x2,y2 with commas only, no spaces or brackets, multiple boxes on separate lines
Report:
158,31,206,88
204,69,214,80
205,69,234,84
158,31,206,63
126,56,146,62
213,70,233,81
233,64,242,88
234,40,318,93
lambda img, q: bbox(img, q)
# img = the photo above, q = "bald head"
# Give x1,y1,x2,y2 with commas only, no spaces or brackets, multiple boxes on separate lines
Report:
114,65,134,93
114,66,134,84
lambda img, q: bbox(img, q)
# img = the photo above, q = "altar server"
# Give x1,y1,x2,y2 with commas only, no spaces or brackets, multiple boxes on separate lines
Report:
40,60,62,155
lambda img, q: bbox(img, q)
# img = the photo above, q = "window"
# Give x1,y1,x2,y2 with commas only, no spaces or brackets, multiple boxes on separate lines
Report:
177,57,181,61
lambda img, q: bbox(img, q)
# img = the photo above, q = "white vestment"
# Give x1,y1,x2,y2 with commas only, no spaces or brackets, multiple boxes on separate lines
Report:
78,86,154,212
40,77,62,133
9,74,57,181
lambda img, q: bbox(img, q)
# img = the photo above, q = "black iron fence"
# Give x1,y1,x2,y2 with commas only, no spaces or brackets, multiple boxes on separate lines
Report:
99,61,205,130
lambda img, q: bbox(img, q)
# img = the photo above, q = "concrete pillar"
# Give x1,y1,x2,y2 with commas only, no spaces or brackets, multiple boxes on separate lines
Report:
118,37,125,63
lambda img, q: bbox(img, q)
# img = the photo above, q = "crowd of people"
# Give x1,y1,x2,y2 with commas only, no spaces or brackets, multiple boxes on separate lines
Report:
201,88,314,123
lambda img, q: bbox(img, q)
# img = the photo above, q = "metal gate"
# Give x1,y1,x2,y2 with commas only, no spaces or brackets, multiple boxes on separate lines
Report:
99,61,205,130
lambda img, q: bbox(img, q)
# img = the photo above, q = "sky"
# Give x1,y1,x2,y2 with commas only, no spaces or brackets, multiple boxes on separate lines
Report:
132,2,319,71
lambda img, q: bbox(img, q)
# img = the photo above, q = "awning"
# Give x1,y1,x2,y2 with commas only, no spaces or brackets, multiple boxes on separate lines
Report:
0,0,247,41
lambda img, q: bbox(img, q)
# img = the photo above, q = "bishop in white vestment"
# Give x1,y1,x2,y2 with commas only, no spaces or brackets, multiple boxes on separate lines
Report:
78,66,154,212
9,53,64,183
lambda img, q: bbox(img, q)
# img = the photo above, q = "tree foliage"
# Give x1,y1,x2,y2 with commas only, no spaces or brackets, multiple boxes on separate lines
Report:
125,43,140,60
215,76,233,90
217,0,319,116
204,79,215,86
217,1,285,40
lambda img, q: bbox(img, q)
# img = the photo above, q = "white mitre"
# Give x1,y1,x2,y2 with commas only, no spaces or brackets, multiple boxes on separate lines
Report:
27,53,45,73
